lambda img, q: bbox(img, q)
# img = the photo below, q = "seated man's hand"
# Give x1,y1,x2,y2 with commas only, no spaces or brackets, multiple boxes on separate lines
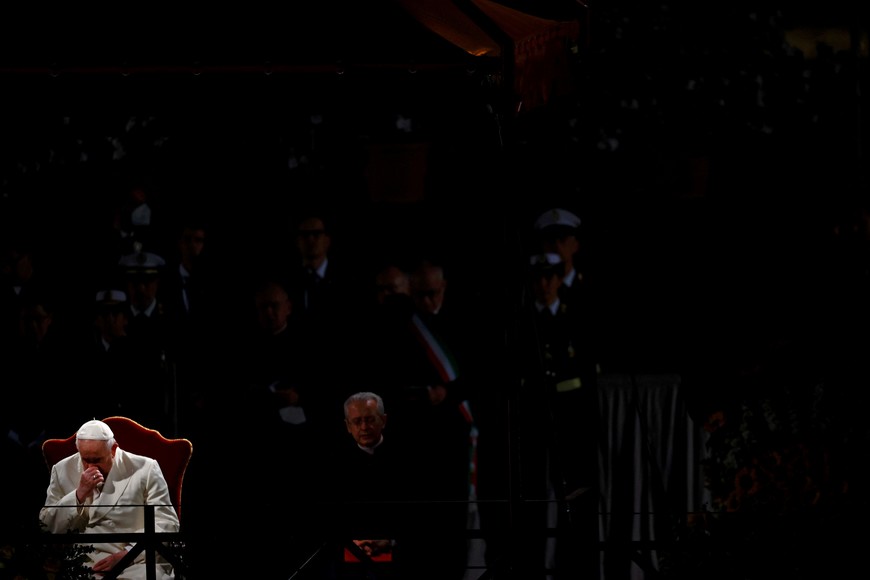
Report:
92,549,128,573
353,539,392,556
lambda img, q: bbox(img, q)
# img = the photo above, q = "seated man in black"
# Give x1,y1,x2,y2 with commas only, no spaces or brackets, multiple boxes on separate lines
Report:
327,391,402,578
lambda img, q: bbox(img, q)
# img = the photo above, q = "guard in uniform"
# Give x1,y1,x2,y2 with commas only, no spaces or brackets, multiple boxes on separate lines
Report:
533,207,588,310
115,245,174,432
514,252,600,579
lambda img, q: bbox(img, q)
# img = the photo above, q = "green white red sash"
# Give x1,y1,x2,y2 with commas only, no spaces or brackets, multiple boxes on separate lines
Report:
460,399,479,500
409,313,477,499
409,313,459,383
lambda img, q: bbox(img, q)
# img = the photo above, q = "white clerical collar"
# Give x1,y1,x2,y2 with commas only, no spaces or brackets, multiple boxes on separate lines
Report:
358,435,384,455
562,268,577,288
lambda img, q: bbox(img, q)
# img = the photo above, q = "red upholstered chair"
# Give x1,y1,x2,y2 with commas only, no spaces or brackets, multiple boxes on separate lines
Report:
41,416,192,519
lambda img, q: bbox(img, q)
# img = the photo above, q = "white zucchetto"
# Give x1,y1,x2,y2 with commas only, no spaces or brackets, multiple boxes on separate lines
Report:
76,419,114,440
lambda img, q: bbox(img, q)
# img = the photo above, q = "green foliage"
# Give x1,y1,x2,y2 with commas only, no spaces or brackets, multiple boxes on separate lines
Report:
657,376,864,578
1,526,94,580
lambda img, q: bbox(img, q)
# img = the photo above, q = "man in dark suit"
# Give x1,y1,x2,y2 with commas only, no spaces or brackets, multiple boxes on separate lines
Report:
362,258,473,580
157,219,216,438
286,211,365,391
160,220,209,340
288,211,362,327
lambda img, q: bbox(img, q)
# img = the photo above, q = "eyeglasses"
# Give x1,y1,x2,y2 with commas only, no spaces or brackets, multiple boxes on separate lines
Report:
347,416,380,427
531,269,561,280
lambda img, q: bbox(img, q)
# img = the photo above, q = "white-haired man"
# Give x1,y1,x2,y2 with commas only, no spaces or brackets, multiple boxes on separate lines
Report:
39,419,179,580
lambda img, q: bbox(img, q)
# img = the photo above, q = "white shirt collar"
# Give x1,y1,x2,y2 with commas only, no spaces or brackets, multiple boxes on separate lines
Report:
357,435,384,455
130,299,158,318
314,258,328,279
534,299,561,316
306,258,328,279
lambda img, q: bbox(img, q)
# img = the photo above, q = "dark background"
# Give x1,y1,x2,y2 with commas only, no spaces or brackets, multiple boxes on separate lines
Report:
2,0,868,426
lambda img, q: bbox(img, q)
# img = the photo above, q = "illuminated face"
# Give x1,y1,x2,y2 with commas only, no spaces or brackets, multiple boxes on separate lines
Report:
295,217,331,265
126,276,160,310
345,399,387,449
18,303,52,343
531,268,563,306
541,234,578,274
178,227,206,266
77,439,117,478
375,266,410,305
255,283,292,335
13,251,34,283
95,308,128,340
411,265,446,315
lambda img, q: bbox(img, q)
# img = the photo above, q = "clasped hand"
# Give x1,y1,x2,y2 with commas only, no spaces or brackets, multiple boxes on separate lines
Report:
92,549,128,573
353,539,392,557
76,467,104,502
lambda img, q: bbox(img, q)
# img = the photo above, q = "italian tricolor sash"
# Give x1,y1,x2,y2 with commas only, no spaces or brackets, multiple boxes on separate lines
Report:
409,313,478,499
460,399,479,500
409,313,460,383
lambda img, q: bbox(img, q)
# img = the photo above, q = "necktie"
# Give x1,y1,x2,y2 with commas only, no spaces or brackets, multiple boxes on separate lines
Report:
181,276,190,312
305,270,320,309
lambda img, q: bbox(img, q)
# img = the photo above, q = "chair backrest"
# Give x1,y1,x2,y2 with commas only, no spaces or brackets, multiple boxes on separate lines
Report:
42,416,192,519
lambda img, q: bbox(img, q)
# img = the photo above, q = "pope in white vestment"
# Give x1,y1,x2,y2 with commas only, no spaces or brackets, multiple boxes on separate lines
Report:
39,420,179,580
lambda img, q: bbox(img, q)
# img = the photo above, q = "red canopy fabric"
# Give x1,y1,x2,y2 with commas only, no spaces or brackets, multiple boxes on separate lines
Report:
398,0,583,110
0,1,582,112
